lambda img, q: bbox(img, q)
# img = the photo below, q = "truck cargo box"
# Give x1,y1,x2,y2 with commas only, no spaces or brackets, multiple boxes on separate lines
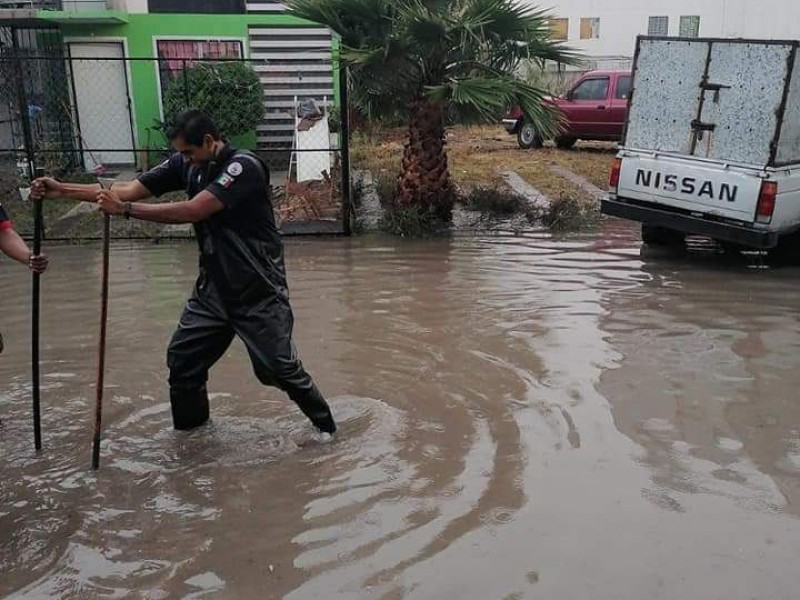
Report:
623,37,800,167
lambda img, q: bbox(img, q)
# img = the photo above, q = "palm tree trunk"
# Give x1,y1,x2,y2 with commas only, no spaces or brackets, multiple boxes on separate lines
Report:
396,98,453,220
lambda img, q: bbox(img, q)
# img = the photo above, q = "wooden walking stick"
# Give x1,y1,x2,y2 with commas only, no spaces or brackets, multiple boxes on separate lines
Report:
92,178,114,470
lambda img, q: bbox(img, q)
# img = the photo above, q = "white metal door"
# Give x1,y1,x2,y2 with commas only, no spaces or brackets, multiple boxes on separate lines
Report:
694,42,793,165
625,39,708,155
69,42,135,169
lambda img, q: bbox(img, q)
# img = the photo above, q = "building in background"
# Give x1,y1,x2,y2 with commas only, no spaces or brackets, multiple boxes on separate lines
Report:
542,0,800,69
0,0,338,166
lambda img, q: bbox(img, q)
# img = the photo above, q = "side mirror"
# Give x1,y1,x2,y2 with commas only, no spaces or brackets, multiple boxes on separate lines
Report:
565,91,574,101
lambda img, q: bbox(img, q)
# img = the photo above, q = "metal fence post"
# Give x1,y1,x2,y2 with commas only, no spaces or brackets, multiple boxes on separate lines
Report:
182,59,190,109
12,31,44,451
339,65,352,236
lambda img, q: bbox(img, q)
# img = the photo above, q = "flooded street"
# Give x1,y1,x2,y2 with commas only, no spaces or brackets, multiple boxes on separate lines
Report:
2,220,799,599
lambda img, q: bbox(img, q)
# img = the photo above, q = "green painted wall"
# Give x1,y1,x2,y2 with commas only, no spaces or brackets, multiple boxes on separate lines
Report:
48,13,338,160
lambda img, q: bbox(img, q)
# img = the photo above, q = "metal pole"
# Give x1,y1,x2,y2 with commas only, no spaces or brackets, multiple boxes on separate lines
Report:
12,29,44,451
31,167,44,451
92,209,111,470
339,66,352,236
182,59,190,109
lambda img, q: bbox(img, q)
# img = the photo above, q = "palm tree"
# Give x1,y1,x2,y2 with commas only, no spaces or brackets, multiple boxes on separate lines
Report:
288,0,579,221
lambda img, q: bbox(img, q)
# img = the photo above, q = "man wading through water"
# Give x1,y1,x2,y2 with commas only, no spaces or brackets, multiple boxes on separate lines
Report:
31,110,337,437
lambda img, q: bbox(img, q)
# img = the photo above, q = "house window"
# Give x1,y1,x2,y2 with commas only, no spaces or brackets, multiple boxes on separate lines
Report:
156,39,244,104
571,78,609,101
648,16,669,36
680,16,701,37
580,18,600,40
149,0,244,13
550,18,569,41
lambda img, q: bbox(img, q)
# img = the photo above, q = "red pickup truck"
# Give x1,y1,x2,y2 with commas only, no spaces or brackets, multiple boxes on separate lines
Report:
503,70,632,149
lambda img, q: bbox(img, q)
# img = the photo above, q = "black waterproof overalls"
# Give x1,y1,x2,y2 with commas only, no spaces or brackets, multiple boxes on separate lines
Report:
138,145,336,433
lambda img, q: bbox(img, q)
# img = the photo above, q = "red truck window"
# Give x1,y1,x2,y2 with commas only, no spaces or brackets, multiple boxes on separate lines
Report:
615,76,632,100
571,78,609,101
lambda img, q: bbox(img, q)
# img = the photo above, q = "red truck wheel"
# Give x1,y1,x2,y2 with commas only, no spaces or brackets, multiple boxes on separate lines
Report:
517,123,543,149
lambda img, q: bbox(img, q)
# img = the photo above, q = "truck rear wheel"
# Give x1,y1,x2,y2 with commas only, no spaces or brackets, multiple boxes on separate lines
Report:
517,123,543,150
771,231,800,264
642,224,686,247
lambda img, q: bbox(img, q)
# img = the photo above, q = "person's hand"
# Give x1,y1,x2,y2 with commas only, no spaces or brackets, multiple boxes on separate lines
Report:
28,253,48,274
96,189,125,216
30,177,63,201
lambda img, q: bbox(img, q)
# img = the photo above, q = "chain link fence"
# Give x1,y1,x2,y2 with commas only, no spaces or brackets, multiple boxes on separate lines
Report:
0,30,351,238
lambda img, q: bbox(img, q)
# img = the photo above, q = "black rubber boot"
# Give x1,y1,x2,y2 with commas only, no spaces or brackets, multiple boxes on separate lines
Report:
169,384,210,431
290,385,336,434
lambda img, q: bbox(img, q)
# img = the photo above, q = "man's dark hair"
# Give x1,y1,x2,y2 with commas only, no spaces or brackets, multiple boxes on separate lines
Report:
167,110,221,146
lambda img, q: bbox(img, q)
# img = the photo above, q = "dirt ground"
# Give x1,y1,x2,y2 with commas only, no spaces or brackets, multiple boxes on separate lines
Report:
351,124,617,201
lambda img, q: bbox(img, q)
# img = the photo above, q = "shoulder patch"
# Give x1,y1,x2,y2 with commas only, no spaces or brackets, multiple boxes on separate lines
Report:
227,162,243,177
216,173,235,188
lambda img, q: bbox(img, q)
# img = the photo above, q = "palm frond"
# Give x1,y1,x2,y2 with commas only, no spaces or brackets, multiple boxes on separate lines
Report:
287,0,581,131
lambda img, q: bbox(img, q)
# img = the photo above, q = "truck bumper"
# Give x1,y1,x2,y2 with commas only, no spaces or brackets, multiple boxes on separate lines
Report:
502,119,520,134
601,197,780,249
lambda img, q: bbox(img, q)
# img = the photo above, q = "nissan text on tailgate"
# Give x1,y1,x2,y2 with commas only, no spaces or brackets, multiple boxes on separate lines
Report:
603,36,800,250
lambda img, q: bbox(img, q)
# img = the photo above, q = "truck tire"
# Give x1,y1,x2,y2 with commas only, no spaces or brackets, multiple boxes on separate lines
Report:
517,123,543,150
555,136,577,150
642,224,686,247
771,231,800,264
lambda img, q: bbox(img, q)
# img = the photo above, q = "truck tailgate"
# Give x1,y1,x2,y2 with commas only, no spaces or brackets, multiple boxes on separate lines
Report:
617,154,763,223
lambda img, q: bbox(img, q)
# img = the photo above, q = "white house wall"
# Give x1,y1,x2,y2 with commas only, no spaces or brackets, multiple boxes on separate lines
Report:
538,0,800,58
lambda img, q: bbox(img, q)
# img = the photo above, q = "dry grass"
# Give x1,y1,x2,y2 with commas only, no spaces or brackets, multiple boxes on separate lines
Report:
351,124,617,202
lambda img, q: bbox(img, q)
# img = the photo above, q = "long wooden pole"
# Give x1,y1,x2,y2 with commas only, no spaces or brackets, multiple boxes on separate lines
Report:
91,184,112,470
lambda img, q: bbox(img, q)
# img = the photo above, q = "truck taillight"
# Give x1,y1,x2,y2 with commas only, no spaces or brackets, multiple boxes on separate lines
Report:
756,181,777,224
609,158,622,191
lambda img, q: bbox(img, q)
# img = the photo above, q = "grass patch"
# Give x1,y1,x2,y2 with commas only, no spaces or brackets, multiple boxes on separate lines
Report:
542,191,600,231
351,123,612,203
378,203,448,237
349,124,611,234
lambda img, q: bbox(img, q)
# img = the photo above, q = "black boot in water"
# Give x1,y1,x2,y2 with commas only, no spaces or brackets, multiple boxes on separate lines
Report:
291,385,337,434
169,385,211,431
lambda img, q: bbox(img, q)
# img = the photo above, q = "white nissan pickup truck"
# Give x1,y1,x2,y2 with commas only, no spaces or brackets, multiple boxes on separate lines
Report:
603,36,800,250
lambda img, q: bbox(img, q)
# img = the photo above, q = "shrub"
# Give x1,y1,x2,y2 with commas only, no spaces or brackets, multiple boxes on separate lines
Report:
162,62,264,139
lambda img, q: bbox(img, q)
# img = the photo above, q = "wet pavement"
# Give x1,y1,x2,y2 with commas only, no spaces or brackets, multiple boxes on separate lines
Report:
1,219,799,599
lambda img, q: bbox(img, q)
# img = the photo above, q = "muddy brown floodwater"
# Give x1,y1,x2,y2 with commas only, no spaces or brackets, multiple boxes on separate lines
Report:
1,219,799,599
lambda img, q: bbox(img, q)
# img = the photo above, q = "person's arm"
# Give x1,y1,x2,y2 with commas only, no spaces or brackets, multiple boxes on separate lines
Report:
97,189,225,224
31,177,153,203
97,156,266,224
32,153,187,204
0,228,48,273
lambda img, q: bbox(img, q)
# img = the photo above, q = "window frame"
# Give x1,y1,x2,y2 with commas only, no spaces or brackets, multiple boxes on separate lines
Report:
154,38,247,120
580,17,601,40
550,18,569,41
648,16,669,36
570,77,610,102
679,15,701,38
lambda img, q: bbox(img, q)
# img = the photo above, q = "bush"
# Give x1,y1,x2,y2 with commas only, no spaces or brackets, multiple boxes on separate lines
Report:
374,173,447,236
464,185,526,215
541,191,600,231
378,203,448,237
374,173,398,208
162,62,264,139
